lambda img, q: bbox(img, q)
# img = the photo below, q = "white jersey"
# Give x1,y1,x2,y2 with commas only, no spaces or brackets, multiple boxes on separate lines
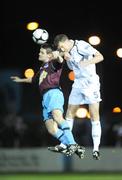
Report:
67,40,101,104
67,40,100,90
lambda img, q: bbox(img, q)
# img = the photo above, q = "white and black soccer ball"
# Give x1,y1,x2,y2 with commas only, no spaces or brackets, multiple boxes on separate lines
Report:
32,28,49,45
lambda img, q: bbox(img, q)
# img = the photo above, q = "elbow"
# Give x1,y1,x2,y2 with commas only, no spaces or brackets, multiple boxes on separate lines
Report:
100,54,104,62
95,52,104,62
98,52,104,62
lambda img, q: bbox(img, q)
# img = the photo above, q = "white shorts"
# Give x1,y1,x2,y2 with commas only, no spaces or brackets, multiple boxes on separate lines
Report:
68,87,102,105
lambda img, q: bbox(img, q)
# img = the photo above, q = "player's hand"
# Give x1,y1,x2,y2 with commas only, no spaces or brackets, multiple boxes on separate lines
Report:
57,56,64,63
52,51,64,63
63,52,71,60
10,76,22,82
52,51,60,59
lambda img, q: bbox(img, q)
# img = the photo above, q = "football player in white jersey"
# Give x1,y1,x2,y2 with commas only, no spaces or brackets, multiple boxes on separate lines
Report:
51,34,104,160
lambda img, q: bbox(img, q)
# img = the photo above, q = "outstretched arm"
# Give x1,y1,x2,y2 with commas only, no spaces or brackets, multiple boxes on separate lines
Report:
10,76,32,83
80,51,104,68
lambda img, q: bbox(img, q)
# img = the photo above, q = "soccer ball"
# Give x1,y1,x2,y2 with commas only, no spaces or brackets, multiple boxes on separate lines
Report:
32,28,49,45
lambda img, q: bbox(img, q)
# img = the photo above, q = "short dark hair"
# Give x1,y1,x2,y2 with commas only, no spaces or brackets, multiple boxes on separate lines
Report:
54,34,68,47
41,43,53,54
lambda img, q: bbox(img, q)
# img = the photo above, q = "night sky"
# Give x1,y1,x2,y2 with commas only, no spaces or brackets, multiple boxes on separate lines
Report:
2,1,122,113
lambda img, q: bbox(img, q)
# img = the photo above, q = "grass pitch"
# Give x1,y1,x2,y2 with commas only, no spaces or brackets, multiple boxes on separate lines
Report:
0,173,122,180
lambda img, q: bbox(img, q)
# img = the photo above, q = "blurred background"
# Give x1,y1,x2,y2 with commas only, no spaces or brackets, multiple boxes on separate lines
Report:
1,1,122,175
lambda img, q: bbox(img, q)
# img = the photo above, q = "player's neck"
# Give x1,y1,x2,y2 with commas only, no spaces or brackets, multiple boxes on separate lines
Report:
69,40,75,51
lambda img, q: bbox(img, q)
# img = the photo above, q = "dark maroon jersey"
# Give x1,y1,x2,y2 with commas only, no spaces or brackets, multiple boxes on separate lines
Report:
32,60,64,94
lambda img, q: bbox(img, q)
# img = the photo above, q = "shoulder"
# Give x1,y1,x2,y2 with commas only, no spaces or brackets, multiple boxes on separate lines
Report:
75,40,90,47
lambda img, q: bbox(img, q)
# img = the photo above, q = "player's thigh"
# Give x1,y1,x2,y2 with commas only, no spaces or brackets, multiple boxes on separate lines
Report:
66,104,80,119
89,102,100,120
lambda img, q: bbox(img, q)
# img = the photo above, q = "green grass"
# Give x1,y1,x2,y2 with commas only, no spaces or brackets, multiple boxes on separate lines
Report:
0,173,122,180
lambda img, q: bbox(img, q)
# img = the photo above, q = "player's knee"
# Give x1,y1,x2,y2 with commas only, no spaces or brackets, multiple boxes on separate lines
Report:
90,112,100,120
52,110,63,121
66,105,78,119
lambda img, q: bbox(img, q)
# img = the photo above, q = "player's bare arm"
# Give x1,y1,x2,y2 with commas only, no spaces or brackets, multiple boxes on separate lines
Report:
10,76,32,83
52,51,64,63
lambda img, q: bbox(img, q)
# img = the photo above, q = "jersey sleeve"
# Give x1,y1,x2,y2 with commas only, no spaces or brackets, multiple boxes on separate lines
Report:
76,40,98,57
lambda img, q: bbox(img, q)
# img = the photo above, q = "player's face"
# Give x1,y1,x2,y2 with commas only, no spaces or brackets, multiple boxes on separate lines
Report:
38,48,49,62
58,40,69,52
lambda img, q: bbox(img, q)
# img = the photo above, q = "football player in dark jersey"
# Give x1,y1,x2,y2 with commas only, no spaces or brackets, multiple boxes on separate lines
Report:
11,43,80,156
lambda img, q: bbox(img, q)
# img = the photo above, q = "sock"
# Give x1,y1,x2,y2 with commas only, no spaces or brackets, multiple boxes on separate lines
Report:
59,121,76,145
91,120,102,152
53,128,67,145
65,118,74,131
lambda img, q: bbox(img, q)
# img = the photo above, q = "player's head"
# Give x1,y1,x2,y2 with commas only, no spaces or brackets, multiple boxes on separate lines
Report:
54,34,70,52
38,43,53,62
